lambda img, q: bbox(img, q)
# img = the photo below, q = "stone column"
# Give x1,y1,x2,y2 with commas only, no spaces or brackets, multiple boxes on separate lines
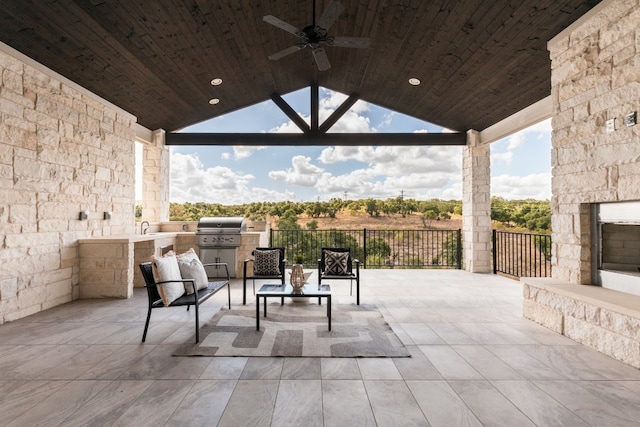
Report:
141,129,170,222
462,129,492,273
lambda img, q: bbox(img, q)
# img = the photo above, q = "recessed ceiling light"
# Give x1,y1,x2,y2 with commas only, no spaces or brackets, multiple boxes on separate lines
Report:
210,78,223,86
409,78,421,86
209,98,220,105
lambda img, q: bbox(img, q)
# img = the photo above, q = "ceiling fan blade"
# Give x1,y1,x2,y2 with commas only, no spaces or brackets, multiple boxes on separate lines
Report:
263,15,300,35
312,47,331,71
268,45,305,60
331,37,370,48
316,0,344,31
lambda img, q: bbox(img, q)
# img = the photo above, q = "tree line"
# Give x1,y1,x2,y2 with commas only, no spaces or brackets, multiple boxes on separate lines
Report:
164,196,551,233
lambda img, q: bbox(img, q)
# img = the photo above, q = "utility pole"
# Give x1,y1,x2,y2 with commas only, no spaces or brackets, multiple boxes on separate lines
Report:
400,189,405,217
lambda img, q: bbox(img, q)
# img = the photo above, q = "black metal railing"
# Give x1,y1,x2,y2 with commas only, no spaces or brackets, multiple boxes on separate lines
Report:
269,228,462,269
492,230,551,277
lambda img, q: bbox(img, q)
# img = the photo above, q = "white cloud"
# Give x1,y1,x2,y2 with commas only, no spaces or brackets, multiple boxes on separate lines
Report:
318,145,461,174
270,120,305,133
233,146,266,159
373,111,395,131
313,146,463,200
268,155,324,187
492,173,551,200
315,168,460,200
170,151,294,203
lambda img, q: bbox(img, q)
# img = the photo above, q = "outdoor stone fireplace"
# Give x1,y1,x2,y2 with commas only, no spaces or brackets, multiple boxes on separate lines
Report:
592,201,640,296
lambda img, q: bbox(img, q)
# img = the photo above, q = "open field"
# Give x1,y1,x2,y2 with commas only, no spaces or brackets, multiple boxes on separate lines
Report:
269,212,462,230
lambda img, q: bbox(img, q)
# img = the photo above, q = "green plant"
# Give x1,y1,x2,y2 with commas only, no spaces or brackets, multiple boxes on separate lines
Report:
294,253,305,264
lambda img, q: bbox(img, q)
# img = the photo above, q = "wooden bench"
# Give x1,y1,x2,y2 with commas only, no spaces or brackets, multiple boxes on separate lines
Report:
139,261,231,343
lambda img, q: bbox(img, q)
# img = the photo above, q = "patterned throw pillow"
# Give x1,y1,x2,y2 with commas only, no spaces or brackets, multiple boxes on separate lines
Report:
324,250,350,275
253,249,281,276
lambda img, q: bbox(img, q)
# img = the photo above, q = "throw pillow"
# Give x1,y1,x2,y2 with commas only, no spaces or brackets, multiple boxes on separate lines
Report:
176,248,209,294
151,252,185,306
324,250,349,275
253,249,281,276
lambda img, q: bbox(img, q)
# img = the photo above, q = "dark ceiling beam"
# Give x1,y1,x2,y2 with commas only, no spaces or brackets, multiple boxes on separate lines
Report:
319,94,360,133
311,82,319,132
165,132,466,146
270,93,310,133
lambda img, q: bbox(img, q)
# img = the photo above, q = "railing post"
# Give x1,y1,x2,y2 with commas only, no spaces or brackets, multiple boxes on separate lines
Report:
492,229,497,274
456,229,462,269
363,228,367,269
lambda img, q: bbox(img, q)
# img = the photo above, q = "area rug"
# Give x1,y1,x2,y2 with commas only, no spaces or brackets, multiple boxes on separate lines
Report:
174,303,410,357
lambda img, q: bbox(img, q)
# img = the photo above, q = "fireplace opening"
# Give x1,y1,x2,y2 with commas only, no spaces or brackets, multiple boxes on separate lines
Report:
592,201,640,296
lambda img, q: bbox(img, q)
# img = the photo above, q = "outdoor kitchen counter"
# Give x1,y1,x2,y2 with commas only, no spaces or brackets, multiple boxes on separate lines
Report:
77,228,266,299
77,232,191,243
78,233,197,299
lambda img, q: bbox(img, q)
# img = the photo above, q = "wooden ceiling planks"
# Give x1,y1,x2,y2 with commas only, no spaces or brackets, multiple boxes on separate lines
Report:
0,0,601,133
426,1,566,129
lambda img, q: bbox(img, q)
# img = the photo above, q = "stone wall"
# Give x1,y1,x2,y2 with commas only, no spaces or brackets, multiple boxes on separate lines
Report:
462,130,492,273
523,278,640,368
0,45,137,323
549,0,640,284
140,129,170,222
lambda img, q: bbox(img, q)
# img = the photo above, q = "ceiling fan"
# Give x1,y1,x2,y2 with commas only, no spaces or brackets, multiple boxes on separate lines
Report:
263,0,370,71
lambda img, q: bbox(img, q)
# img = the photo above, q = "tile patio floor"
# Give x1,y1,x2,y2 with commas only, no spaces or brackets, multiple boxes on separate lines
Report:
1,269,640,426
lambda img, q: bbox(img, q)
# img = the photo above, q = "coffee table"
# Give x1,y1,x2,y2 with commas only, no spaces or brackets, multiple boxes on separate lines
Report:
256,284,331,331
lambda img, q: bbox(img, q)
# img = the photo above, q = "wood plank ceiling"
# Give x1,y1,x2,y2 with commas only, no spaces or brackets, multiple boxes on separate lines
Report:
0,0,600,133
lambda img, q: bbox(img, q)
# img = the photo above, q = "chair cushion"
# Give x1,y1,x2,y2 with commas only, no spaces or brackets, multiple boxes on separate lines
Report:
324,250,350,275
176,248,209,295
151,252,185,306
253,249,281,276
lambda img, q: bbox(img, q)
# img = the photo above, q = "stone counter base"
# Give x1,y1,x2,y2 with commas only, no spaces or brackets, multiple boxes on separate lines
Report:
522,278,640,369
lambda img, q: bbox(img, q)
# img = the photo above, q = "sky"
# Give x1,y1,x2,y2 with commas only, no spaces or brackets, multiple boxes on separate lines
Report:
162,87,551,204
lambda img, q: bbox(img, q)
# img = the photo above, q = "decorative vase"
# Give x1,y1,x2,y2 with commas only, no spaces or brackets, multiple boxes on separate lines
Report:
290,264,306,294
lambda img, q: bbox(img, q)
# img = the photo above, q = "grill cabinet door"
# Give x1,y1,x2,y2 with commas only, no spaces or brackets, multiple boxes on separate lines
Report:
199,248,237,278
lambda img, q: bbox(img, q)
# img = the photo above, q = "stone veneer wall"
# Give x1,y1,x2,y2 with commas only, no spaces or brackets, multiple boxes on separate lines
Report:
549,0,640,284
462,130,492,273
140,129,170,222
0,45,137,323
523,278,640,368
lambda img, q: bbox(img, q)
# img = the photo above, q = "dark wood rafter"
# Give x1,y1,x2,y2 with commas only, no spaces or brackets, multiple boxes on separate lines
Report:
270,93,310,133
165,132,466,146
319,93,359,133
169,84,466,146
311,82,319,132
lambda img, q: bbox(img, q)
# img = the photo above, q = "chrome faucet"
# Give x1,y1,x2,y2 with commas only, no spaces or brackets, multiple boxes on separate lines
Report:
141,221,150,235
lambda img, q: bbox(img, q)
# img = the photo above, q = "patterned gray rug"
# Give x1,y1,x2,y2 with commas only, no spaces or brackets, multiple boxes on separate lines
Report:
174,303,410,357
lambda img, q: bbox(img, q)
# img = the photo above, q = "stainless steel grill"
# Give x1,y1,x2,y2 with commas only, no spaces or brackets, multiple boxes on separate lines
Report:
196,216,247,247
196,217,247,278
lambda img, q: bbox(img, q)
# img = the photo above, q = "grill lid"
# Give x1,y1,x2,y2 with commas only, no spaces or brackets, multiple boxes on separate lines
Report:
197,217,247,233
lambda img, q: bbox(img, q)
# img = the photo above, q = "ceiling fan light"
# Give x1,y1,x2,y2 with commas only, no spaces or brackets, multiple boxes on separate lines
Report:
409,78,421,86
209,98,220,105
210,78,223,86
